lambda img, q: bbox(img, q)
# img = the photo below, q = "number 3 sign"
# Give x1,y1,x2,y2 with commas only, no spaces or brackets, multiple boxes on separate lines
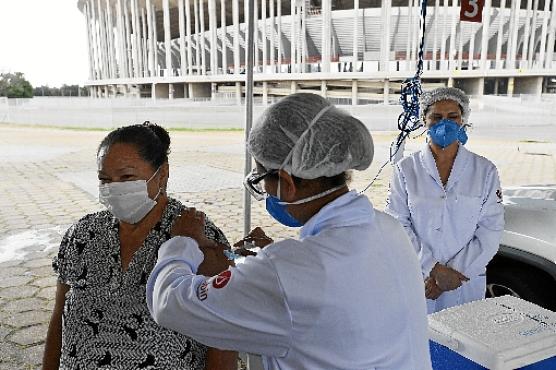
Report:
460,0,485,22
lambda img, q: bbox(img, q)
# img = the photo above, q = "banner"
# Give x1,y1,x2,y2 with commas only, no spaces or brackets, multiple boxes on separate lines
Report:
460,0,485,23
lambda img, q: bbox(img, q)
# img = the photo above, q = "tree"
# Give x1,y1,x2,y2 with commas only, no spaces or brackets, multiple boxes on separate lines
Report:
0,72,33,98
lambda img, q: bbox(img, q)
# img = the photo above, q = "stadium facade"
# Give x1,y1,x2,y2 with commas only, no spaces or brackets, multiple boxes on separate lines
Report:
77,0,556,102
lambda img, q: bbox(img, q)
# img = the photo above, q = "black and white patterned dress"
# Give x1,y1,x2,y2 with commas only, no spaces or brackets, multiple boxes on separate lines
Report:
53,197,230,370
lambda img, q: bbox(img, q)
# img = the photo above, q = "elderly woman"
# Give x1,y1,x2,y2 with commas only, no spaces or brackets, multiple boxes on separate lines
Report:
386,87,505,313
42,123,236,369
146,93,432,369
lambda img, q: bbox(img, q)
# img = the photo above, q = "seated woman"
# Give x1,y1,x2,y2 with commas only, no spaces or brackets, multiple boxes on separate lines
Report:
42,122,236,370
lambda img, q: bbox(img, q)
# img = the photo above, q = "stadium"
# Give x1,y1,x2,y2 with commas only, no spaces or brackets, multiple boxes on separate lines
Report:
77,0,556,102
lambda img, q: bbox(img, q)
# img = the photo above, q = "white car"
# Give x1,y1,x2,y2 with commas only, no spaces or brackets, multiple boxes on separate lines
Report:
486,186,556,310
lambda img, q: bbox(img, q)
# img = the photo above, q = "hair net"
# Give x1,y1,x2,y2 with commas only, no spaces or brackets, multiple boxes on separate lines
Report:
247,93,374,180
420,87,471,124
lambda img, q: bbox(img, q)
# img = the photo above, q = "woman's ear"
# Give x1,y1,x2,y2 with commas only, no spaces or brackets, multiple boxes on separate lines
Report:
278,169,297,202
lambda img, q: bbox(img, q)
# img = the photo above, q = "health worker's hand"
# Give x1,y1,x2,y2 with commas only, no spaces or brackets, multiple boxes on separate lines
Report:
425,277,443,300
197,243,234,277
430,263,469,292
233,227,273,249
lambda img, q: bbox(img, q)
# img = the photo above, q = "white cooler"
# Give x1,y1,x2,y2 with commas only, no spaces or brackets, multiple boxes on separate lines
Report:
428,296,556,369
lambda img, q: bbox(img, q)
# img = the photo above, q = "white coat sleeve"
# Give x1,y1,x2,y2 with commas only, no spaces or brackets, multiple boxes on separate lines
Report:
447,167,504,278
146,236,292,356
386,164,437,277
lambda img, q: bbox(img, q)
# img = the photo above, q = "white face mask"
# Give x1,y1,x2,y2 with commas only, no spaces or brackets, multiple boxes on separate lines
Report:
98,168,162,224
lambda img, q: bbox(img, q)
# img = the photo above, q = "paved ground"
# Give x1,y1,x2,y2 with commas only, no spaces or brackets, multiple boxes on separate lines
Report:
1,123,556,369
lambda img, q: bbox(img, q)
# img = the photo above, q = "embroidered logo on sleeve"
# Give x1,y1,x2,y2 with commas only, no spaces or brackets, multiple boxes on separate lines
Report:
196,281,208,301
496,189,503,203
212,270,232,289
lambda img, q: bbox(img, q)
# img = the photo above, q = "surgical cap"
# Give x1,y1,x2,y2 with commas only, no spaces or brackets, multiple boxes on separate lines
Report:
248,93,374,180
420,87,471,124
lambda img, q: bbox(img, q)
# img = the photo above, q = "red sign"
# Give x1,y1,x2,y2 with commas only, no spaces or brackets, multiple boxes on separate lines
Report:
460,0,485,23
212,270,232,289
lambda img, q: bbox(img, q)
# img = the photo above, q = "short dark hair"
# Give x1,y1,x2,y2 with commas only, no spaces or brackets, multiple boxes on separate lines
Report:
97,121,171,169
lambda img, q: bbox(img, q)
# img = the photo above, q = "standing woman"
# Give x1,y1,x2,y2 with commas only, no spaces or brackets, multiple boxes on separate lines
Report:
386,87,504,313
42,123,236,369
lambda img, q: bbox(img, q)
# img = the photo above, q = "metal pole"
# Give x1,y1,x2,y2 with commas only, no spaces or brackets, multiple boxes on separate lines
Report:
244,0,255,236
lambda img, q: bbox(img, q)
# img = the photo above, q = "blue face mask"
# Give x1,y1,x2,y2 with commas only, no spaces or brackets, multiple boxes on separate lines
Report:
428,119,468,148
265,195,303,227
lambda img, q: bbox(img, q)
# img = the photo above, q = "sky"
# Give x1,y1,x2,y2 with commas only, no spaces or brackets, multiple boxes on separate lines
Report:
0,0,89,87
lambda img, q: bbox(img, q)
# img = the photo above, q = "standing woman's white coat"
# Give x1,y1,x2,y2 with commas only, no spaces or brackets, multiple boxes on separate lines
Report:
385,88,504,313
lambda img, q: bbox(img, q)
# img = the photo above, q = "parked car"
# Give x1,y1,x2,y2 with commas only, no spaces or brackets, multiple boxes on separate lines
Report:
486,185,556,310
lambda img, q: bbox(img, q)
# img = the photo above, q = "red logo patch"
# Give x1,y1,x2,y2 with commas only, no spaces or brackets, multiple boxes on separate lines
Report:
212,270,232,289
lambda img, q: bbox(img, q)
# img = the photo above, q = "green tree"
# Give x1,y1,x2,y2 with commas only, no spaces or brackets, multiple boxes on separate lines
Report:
0,72,33,98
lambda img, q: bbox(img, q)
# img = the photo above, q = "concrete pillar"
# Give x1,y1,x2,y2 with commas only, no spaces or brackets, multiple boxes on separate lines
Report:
301,1,307,72
291,81,297,94
233,0,240,74
141,8,148,77
496,0,506,69
277,0,282,71
290,0,296,73
186,0,194,75
432,0,439,66
151,2,159,76
521,0,533,66
380,0,392,72
235,82,242,105
270,0,275,71
406,0,413,66
353,0,359,66
352,80,358,106
84,1,96,80
200,0,207,75
254,0,259,72
208,0,218,74
262,82,269,105
321,0,332,73
221,0,228,74
448,0,458,70
169,83,174,99
468,23,476,70
514,76,543,96
528,0,539,67
105,0,117,78
447,77,454,87
547,0,556,69
163,0,172,77
480,0,491,70
508,77,515,97
194,0,201,74
494,79,499,95
116,0,128,78
383,79,390,104
211,83,217,99
262,0,267,72
179,0,187,76
130,0,140,77
320,80,327,97
440,0,448,70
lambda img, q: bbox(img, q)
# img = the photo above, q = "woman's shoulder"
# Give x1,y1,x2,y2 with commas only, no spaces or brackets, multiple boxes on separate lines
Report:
65,210,113,238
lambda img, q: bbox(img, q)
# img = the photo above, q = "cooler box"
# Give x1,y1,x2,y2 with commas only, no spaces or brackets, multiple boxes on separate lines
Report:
429,296,556,370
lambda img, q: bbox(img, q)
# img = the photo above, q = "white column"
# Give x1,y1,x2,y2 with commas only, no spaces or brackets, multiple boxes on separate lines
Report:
136,0,145,78
521,0,533,66
480,0,491,70
528,0,539,67
353,0,359,67
116,0,126,78
96,0,108,79
433,0,439,66
254,0,259,72
352,80,358,105
186,0,193,75
321,0,331,73
468,23,476,70
448,0,458,70
301,1,307,72
194,0,201,74
320,80,326,97
458,21,464,69
277,0,282,71
123,1,134,78
85,1,96,80
209,0,218,74
163,0,172,77
221,0,228,74
538,0,551,68
262,81,268,105
290,0,296,72
105,0,117,79
412,0,420,63
496,0,507,69
141,8,148,77
507,0,516,67
233,0,240,74
132,0,142,78
262,0,267,72
406,0,413,65
270,0,275,71
381,0,392,72
546,0,556,68
200,0,207,75
440,0,448,69
151,2,159,76
179,0,187,76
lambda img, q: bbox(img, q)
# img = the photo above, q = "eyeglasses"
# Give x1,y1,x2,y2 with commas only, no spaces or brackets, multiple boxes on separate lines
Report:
243,169,278,201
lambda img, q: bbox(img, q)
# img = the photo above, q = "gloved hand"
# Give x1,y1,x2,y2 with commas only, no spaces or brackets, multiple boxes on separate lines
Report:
233,227,274,256
430,263,469,292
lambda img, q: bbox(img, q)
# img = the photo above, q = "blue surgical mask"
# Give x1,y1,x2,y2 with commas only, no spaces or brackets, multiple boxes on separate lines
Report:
428,119,467,148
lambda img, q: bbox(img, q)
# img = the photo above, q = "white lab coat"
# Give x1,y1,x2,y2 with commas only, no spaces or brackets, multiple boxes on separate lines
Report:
147,190,432,370
385,144,504,313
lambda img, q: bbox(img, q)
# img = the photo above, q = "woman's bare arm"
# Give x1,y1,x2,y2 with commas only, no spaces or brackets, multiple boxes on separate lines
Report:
205,348,238,370
42,282,69,370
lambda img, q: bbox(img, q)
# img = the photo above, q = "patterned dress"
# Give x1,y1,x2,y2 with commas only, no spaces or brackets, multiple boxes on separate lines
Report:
53,197,230,370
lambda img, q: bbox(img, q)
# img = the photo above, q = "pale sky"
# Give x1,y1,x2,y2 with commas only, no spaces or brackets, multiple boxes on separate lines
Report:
0,0,89,87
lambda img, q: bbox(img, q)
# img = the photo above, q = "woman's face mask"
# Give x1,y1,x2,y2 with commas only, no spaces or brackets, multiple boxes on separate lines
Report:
427,119,468,148
98,167,162,224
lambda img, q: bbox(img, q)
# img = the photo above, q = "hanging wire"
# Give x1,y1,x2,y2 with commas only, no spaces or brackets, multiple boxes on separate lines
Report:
361,0,428,194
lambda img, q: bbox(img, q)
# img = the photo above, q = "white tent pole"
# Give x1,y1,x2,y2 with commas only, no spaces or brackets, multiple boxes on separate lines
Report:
243,0,256,237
